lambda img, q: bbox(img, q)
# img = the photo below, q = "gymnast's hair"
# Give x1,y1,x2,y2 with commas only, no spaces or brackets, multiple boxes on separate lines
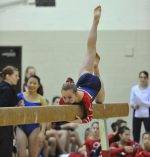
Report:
91,121,99,127
61,77,77,93
118,126,130,135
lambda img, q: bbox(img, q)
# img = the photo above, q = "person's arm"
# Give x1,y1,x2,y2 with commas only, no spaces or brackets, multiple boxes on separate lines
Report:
81,94,93,123
142,151,150,157
129,87,139,109
40,96,48,106
135,96,150,108
110,143,124,156
60,122,79,130
40,96,48,132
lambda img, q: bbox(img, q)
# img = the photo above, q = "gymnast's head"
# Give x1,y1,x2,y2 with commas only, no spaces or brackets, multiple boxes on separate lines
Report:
61,77,77,104
26,75,42,95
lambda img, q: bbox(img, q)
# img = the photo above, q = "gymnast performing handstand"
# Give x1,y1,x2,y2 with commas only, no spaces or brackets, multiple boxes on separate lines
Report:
60,5,105,124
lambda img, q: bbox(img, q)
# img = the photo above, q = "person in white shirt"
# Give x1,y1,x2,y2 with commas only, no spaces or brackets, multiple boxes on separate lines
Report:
130,70,150,143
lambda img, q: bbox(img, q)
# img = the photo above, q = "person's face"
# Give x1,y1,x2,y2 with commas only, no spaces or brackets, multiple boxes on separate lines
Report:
139,73,148,87
91,123,99,137
27,77,39,93
26,68,36,78
120,130,130,142
53,98,60,105
6,71,19,85
61,89,76,104
143,134,150,150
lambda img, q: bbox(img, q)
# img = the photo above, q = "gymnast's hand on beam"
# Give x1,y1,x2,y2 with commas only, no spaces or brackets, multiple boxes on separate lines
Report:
17,100,24,107
60,122,79,130
70,115,82,124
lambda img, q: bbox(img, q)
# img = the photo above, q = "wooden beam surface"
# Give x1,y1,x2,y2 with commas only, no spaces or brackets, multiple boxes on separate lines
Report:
0,103,129,126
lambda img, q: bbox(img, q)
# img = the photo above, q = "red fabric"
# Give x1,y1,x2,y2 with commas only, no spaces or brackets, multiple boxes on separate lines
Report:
81,92,93,123
59,97,65,105
85,138,100,157
108,132,121,145
110,140,139,157
59,92,93,123
101,150,111,157
69,152,84,157
135,148,150,157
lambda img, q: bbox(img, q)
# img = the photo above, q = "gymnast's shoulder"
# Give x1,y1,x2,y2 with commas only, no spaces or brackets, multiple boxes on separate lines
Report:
38,94,48,106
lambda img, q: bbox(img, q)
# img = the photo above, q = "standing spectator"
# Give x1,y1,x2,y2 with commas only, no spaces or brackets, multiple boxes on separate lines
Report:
16,75,47,157
0,66,20,157
130,71,150,143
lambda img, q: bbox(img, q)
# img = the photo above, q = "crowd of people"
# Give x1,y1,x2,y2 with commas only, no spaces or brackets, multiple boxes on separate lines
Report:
0,4,150,157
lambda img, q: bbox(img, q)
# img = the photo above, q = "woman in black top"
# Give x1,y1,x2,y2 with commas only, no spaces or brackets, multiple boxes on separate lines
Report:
0,66,20,157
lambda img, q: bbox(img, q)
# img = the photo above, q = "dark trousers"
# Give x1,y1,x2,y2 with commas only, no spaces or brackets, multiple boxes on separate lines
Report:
133,116,150,143
0,126,13,157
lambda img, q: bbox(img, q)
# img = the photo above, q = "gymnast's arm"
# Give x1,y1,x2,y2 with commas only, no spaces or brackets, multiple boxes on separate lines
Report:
40,96,48,132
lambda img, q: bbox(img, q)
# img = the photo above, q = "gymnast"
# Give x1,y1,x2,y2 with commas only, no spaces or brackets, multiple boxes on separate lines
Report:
60,5,105,125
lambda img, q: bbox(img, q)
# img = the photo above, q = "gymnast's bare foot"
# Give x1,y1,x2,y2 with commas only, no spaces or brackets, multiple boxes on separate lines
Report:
94,5,101,24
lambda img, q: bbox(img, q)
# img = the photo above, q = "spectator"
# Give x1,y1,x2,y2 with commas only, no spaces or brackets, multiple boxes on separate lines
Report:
78,122,101,157
109,119,127,145
0,66,20,157
130,71,150,143
110,126,139,157
16,75,47,157
23,66,44,96
52,96,61,105
135,132,150,157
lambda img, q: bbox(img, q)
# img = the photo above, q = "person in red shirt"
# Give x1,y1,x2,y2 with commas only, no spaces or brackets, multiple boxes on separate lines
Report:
110,126,139,157
135,132,150,157
69,152,84,157
59,5,105,125
108,119,127,145
85,122,101,157
78,122,101,157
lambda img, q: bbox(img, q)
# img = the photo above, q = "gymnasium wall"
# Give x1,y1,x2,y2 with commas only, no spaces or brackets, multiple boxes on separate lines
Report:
0,31,149,124
0,0,150,30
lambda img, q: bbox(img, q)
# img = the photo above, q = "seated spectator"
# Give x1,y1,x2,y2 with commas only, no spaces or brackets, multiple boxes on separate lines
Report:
135,132,150,157
110,126,139,157
52,96,61,105
44,128,64,157
69,129,82,152
79,122,101,157
109,119,127,145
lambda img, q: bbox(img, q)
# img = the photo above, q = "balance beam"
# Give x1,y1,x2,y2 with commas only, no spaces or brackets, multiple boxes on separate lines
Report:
0,103,128,126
